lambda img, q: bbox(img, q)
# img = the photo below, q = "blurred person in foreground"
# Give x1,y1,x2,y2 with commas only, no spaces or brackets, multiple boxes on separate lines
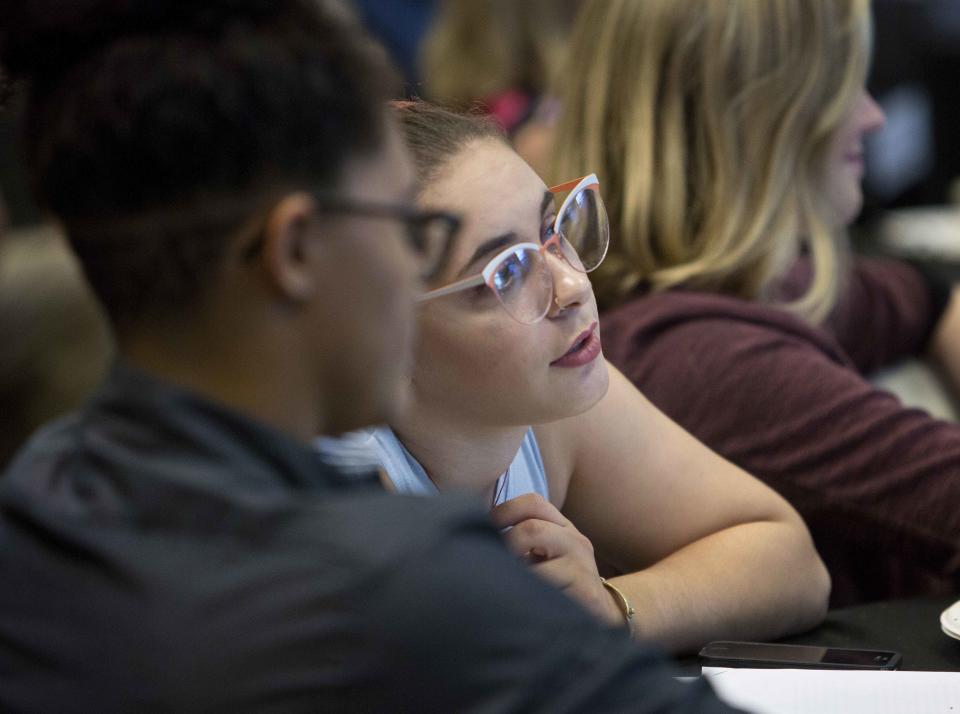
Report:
0,0,743,711
553,0,960,605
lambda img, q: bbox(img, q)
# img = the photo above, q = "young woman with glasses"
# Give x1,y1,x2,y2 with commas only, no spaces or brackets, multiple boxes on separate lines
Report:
320,100,830,653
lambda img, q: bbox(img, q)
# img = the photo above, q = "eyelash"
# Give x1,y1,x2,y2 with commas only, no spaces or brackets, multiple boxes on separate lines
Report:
541,214,557,242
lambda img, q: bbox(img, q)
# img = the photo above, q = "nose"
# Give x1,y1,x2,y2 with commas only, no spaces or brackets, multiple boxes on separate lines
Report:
860,91,886,135
546,252,592,316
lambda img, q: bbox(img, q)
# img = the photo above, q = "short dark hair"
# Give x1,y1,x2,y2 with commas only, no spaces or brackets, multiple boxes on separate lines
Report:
0,0,397,329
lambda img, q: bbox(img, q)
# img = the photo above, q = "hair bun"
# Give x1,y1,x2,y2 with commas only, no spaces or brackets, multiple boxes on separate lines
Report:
0,0,283,85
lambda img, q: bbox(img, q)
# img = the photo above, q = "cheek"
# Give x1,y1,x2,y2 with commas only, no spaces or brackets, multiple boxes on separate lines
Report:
820,141,863,219
353,234,418,326
412,311,542,402
825,160,863,225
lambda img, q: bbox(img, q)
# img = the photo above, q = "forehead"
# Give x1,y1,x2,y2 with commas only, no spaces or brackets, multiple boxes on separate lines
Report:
420,139,549,248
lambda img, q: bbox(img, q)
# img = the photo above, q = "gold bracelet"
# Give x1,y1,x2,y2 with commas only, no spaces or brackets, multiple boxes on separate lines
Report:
600,577,636,629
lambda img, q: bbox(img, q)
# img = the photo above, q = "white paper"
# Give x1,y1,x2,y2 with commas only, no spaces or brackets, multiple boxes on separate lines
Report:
702,667,960,714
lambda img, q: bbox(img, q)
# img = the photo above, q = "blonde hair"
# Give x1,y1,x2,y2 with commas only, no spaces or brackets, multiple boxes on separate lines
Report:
420,0,580,108
551,0,871,321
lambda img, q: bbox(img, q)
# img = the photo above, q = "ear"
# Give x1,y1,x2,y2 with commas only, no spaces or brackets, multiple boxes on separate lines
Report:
258,192,322,302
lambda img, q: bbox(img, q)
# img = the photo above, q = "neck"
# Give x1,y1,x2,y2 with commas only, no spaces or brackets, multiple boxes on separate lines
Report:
393,399,527,501
119,314,323,444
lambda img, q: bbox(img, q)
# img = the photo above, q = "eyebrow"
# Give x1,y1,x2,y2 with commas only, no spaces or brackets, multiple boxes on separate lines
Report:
457,232,518,278
454,191,557,278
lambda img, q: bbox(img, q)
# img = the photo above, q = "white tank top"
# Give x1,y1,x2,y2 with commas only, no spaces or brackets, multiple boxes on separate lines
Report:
315,427,550,507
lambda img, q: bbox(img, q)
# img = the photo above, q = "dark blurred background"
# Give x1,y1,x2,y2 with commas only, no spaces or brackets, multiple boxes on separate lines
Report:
0,0,957,466
861,0,960,218
4,0,954,228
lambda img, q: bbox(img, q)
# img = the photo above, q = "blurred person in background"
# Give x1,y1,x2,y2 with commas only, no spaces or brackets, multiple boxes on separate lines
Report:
0,0,745,711
419,0,580,175
0,225,112,468
553,0,960,606
322,100,829,655
0,74,111,468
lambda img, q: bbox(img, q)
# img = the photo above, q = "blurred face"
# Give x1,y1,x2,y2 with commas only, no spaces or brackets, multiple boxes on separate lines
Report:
824,90,885,226
409,139,609,428
311,122,422,432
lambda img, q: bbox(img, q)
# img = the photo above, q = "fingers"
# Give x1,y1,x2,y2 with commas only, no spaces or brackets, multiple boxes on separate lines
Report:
535,559,625,626
528,544,622,626
529,554,580,590
501,518,571,560
489,493,570,530
493,495,617,626
502,515,595,564
498,508,616,624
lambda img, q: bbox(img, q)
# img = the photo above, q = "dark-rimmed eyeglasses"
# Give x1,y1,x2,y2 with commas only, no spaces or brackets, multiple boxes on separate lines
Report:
243,194,462,280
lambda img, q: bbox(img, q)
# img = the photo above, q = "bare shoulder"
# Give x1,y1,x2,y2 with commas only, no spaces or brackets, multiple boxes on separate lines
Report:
534,361,657,507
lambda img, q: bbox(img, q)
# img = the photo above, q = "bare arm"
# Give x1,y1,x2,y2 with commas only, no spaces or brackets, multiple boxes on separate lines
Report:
537,361,830,654
926,285,960,398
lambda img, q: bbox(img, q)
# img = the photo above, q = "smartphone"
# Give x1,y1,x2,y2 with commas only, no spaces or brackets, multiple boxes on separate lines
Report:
699,641,901,670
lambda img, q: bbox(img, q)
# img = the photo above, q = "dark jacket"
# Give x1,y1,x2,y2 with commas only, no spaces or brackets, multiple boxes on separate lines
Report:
0,363,737,713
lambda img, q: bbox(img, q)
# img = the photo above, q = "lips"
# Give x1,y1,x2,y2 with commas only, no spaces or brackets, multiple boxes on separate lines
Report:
844,145,865,163
550,321,602,368
844,153,865,179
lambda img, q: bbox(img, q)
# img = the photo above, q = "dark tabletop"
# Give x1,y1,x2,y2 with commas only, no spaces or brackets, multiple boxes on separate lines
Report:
779,596,960,671
678,596,960,673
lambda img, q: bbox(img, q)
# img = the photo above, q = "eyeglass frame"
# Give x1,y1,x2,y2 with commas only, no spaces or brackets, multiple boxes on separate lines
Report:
242,192,462,280
416,173,607,310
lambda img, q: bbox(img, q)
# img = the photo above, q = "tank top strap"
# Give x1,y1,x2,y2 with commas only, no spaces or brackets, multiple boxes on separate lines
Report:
314,427,550,505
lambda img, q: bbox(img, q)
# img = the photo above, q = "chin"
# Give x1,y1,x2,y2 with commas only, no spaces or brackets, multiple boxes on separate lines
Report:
551,356,610,420
829,177,864,227
840,195,864,227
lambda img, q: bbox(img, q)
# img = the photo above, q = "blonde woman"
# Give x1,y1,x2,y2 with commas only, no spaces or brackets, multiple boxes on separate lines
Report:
321,100,829,654
553,0,960,605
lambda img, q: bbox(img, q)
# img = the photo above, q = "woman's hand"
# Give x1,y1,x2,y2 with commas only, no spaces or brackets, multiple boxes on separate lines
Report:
490,493,625,627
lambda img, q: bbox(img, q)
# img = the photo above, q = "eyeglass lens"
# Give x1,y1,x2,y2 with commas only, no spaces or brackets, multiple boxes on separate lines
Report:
556,185,609,273
490,246,553,323
487,183,609,323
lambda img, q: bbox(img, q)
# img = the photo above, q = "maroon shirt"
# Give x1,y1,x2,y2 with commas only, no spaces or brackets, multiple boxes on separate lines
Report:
602,258,958,606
